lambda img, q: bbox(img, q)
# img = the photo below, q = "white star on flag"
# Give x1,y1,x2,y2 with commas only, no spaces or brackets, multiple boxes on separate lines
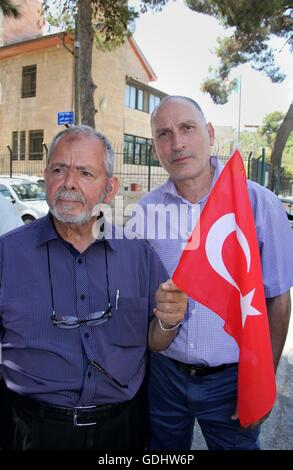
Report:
240,288,262,327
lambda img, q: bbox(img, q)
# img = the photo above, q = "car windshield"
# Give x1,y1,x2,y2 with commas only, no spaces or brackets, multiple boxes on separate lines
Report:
0,187,12,198
11,182,46,201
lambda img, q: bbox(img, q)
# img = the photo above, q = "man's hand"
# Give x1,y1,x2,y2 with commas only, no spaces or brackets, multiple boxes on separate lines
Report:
231,406,271,429
154,279,188,328
148,279,188,352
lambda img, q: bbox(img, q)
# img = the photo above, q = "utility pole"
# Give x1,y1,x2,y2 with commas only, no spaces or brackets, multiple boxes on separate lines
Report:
237,75,242,148
74,10,80,125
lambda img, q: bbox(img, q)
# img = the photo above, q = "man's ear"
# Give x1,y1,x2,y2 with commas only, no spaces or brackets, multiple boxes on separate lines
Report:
103,177,120,204
152,140,159,161
207,123,215,146
44,168,48,187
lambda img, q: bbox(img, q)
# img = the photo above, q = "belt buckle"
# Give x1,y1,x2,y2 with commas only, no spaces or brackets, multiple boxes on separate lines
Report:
190,367,198,377
73,405,97,427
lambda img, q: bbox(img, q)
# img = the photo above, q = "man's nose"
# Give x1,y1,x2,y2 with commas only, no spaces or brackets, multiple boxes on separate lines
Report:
172,132,185,152
63,168,79,189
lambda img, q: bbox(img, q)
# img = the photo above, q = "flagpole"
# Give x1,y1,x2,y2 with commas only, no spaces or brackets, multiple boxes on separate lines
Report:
237,75,242,148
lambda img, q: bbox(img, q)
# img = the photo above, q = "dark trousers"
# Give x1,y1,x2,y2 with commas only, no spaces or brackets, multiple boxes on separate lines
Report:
10,387,148,450
148,352,260,450
0,379,14,449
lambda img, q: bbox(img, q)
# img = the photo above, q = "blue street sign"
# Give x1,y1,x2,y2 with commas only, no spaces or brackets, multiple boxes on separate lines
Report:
58,112,74,125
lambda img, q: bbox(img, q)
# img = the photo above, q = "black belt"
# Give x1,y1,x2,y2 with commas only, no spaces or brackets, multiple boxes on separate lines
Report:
170,358,238,377
9,389,130,427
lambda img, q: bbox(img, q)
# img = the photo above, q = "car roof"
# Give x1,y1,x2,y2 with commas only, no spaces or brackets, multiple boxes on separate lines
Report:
0,177,34,185
279,196,293,203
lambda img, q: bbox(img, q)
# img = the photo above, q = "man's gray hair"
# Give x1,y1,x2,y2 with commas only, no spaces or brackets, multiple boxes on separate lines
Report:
151,95,207,126
47,125,115,177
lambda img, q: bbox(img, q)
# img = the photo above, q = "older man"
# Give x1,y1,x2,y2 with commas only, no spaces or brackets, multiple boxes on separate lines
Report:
136,96,293,450
0,125,187,450
0,194,23,449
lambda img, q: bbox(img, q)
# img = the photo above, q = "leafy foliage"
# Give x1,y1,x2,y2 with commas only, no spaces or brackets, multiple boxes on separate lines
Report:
41,1,172,50
186,0,292,102
260,111,286,147
42,1,139,50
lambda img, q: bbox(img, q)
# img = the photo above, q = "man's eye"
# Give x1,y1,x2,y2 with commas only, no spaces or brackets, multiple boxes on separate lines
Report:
82,171,94,177
158,130,168,138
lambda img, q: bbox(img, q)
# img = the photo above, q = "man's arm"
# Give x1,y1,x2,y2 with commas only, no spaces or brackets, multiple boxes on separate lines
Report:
267,290,291,372
148,279,188,352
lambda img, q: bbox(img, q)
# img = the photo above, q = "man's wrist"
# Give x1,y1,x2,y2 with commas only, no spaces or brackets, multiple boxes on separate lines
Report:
158,318,182,332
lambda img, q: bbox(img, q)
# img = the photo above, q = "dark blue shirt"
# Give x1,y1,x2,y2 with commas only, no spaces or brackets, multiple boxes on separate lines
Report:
0,214,167,406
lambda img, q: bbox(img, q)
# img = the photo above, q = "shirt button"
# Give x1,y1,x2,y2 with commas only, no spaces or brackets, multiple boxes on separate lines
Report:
84,333,89,338
80,294,86,300
78,258,82,264
87,371,92,378
192,309,196,314
190,343,194,349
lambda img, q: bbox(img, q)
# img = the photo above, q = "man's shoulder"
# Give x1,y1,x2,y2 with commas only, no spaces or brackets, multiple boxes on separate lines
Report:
111,226,157,255
0,216,46,245
109,224,165,267
139,182,169,206
247,179,282,210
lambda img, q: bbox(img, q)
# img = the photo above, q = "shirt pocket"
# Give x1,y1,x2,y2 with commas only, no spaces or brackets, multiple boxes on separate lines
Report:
109,296,149,347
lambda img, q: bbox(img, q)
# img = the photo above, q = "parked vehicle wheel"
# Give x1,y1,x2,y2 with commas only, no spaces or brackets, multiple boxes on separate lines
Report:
22,215,35,224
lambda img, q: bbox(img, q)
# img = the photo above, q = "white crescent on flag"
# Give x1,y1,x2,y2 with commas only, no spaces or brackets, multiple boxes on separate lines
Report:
205,213,262,327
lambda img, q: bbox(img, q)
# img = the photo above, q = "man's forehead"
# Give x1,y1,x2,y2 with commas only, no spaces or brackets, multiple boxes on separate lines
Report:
55,133,101,148
51,135,103,158
153,99,203,125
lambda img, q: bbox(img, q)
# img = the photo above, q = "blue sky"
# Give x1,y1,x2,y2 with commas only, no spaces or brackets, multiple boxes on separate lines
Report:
131,0,292,129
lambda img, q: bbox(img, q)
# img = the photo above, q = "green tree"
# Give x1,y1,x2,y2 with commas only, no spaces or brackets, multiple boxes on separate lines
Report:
260,111,285,148
259,111,293,177
0,0,20,17
42,0,170,128
260,111,293,173
240,130,266,154
186,0,293,191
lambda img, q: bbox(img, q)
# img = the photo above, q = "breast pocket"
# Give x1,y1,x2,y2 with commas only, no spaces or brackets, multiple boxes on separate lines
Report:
109,297,149,347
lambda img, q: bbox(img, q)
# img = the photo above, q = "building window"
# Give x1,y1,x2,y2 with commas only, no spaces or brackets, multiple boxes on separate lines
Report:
11,131,26,160
20,131,26,160
125,85,146,112
123,134,159,166
137,89,144,111
125,84,161,114
124,85,136,108
12,131,18,160
29,130,43,160
149,94,160,114
21,65,37,98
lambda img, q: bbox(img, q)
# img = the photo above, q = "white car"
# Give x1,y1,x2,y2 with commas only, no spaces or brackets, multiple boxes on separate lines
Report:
0,177,48,223
279,196,293,229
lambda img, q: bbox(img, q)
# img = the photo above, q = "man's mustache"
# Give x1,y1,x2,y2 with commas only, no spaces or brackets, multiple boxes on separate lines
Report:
53,190,86,204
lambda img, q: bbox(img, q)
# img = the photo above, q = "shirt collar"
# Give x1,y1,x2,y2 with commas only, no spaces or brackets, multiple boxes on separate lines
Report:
35,213,117,251
162,156,223,205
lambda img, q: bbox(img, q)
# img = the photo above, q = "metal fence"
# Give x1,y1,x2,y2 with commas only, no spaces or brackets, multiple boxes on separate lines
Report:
0,147,291,195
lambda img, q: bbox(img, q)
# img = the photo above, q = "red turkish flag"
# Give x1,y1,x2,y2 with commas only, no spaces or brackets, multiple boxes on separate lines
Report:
173,151,276,426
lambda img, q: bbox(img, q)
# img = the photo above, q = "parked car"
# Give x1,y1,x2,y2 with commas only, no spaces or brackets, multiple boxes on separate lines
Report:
1,174,45,190
0,177,48,223
279,196,293,229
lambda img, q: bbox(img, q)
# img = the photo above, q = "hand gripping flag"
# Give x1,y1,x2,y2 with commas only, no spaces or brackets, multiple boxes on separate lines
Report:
173,151,276,426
